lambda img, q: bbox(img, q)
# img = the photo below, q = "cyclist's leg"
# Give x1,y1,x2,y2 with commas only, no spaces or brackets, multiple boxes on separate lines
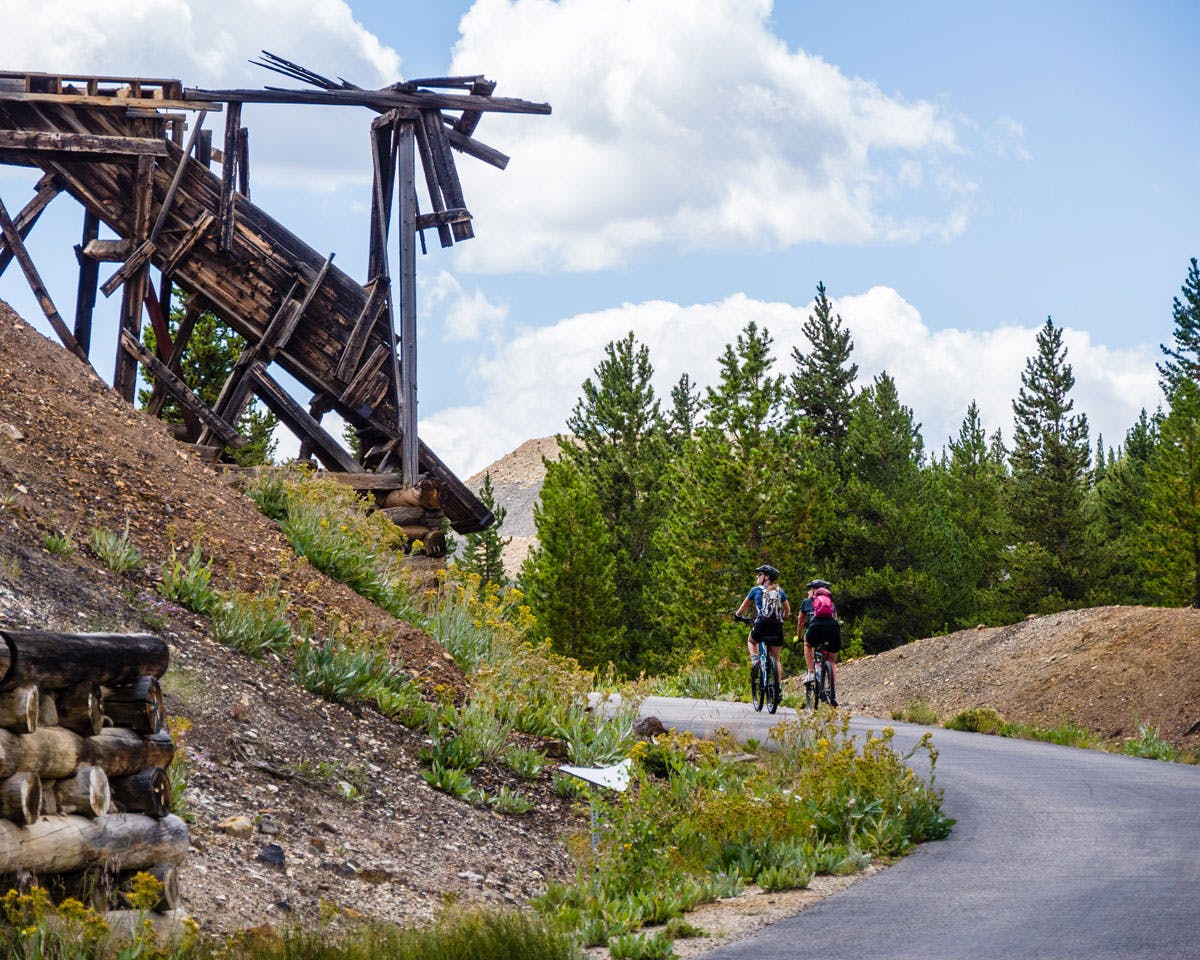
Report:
803,640,815,679
767,643,783,686
746,632,758,667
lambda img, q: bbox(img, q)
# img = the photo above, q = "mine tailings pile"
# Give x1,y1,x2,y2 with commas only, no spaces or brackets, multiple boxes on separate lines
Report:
0,630,187,928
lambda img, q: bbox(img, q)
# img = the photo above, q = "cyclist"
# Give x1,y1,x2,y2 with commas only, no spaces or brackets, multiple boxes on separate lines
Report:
798,578,841,707
735,564,791,688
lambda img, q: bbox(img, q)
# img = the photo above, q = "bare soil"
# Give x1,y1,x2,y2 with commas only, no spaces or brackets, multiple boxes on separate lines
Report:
2,304,1198,952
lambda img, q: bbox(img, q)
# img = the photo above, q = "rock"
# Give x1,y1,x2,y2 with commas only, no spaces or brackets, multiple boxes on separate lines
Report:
0,423,23,441
218,815,254,839
256,843,286,868
633,715,667,739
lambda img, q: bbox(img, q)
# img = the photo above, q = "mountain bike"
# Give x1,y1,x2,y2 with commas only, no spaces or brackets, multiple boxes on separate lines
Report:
804,645,837,710
734,614,781,714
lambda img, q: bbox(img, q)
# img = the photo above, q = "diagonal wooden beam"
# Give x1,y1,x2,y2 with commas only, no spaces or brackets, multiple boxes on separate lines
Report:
0,193,89,363
0,174,61,280
145,294,205,419
249,364,361,473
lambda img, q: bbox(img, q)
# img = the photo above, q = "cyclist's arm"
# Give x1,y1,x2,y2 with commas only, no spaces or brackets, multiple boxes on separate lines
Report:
782,599,792,620
735,595,754,618
797,609,808,641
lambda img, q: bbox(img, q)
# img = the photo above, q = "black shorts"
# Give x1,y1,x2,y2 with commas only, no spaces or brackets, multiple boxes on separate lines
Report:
751,619,784,647
805,617,842,653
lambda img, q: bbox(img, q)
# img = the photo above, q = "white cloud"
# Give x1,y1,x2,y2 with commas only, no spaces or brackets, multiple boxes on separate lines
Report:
419,271,509,342
0,0,403,188
448,0,970,271
419,286,1161,476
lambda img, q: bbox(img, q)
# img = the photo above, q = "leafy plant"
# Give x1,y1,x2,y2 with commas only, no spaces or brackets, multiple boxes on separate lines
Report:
42,530,75,557
504,745,548,779
609,930,676,960
945,706,1005,734
893,699,939,725
88,521,143,574
1120,721,1179,761
421,761,476,799
210,587,292,658
488,786,534,815
158,541,219,615
293,632,397,704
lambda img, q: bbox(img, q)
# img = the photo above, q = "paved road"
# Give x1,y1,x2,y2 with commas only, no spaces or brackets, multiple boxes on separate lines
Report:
639,697,1200,960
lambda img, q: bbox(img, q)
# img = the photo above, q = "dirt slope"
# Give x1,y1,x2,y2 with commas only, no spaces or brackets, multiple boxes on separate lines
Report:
0,303,575,934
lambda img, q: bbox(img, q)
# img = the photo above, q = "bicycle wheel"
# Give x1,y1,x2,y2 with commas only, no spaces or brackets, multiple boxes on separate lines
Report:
765,656,780,714
826,664,838,708
814,660,828,707
751,660,765,712
804,669,818,711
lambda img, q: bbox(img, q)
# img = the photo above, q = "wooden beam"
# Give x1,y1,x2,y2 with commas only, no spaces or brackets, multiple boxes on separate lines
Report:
454,79,497,139
338,342,389,411
249,365,362,473
335,278,389,382
0,174,61,280
0,130,169,157
182,85,550,116
113,155,155,402
100,240,155,298
81,238,134,262
397,122,418,484
218,102,241,252
237,126,249,198
72,209,100,354
148,110,207,246
160,210,214,275
444,126,509,170
0,90,220,112
119,331,243,448
0,194,88,363
420,109,472,243
414,112,453,248
145,294,205,418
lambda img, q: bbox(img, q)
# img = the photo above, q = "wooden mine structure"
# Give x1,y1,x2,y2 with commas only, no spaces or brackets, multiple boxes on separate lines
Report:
0,55,550,545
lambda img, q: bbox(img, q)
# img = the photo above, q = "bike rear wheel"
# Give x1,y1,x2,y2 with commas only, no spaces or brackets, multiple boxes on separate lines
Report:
751,660,766,712
765,657,780,714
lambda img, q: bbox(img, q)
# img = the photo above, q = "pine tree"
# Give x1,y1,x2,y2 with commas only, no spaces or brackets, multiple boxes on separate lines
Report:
1143,383,1200,606
1158,258,1200,394
1007,317,1091,611
558,332,670,672
651,322,826,657
788,282,858,471
455,472,511,593
140,294,278,465
668,372,701,445
520,458,623,667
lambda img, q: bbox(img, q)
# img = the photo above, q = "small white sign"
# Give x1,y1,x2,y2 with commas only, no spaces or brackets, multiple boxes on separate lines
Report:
559,758,632,792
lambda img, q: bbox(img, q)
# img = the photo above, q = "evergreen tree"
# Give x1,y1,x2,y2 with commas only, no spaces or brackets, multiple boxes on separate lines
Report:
668,372,702,445
1143,382,1200,606
1006,317,1091,612
1158,258,1200,394
788,281,858,471
651,322,826,658
455,472,511,593
1087,410,1158,603
520,458,623,667
836,373,943,648
558,332,671,672
140,295,278,465
941,400,1010,622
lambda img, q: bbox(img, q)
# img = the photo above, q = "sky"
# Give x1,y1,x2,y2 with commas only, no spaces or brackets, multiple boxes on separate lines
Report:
0,0,1197,477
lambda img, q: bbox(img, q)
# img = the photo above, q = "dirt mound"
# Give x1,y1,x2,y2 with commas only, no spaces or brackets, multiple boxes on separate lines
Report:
468,436,562,574
0,303,575,934
838,606,1200,749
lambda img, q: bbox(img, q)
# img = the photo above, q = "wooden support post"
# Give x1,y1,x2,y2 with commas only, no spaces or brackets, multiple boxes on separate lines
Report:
0,194,89,363
367,115,397,281
195,128,212,167
414,111,453,248
237,126,250,199
145,294,203,418
148,109,206,246
72,209,100,354
218,102,242,252
420,109,473,242
159,209,214,276
113,155,155,402
397,120,419,484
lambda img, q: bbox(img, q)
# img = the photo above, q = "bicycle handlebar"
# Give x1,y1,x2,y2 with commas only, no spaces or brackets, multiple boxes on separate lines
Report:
731,612,754,624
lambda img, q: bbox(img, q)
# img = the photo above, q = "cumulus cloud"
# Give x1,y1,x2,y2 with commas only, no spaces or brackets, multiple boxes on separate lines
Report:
419,271,509,342
419,286,1161,476
448,0,971,271
0,0,403,188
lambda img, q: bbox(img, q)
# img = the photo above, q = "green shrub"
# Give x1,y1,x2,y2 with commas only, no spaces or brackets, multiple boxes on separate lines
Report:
421,761,478,800
293,633,397,704
211,588,292,658
609,930,676,960
42,530,75,557
1120,721,1179,761
945,706,1006,734
488,786,534,814
893,699,939,725
158,542,219,615
504,745,549,779
88,521,143,574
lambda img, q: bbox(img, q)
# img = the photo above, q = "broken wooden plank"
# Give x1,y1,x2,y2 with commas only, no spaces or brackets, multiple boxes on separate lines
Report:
81,238,134,262
335,278,389,382
419,109,472,243
72,209,100,354
453,78,497,140
249,365,361,473
100,240,156,297
0,193,89,363
218,102,241,252
443,126,509,169
148,110,207,246
119,331,243,448
160,210,215,275
414,112,453,248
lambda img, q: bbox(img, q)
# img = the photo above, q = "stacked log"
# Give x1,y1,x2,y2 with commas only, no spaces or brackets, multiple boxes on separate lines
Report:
377,478,448,558
0,631,188,918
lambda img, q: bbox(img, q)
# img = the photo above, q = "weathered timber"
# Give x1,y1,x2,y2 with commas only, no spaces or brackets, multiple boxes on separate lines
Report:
1,772,42,825
0,173,60,279
81,237,133,261
376,505,430,525
0,129,168,157
71,211,100,352
53,764,110,818
86,729,175,778
112,153,155,401
38,691,57,727
0,630,168,691
159,209,214,275
120,330,245,448
413,111,453,248
101,238,156,297
148,109,205,245
0,193,89,361
116,862,180,912
218,101,241,251
145,293,205,418
0,813,189,874
110,767,171,818
251,364,362,472
335,277,388,381
55,683,104,737
184,84,551,116
103,675,163,734
104,908,191,944
382,478,442,510
0,685,38,734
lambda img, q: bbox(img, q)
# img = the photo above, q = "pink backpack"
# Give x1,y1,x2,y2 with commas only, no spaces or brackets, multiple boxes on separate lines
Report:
812,590,835,620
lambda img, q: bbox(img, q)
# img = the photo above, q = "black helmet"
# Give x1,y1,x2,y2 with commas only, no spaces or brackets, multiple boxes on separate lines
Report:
754,564,780,581
806,578,831,589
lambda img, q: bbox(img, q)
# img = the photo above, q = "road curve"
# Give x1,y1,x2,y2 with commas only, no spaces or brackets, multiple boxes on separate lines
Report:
639,696,1200,960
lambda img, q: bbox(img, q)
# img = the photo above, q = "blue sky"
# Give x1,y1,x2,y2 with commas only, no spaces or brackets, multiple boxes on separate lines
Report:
0,0,1196,475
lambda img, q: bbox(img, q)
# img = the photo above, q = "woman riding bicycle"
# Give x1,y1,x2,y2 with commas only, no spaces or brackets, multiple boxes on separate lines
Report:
799,578,841,707
735,564,791,688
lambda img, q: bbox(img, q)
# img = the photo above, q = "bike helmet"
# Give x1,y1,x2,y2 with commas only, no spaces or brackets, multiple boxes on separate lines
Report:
806,578,831,590
754,564,780,581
